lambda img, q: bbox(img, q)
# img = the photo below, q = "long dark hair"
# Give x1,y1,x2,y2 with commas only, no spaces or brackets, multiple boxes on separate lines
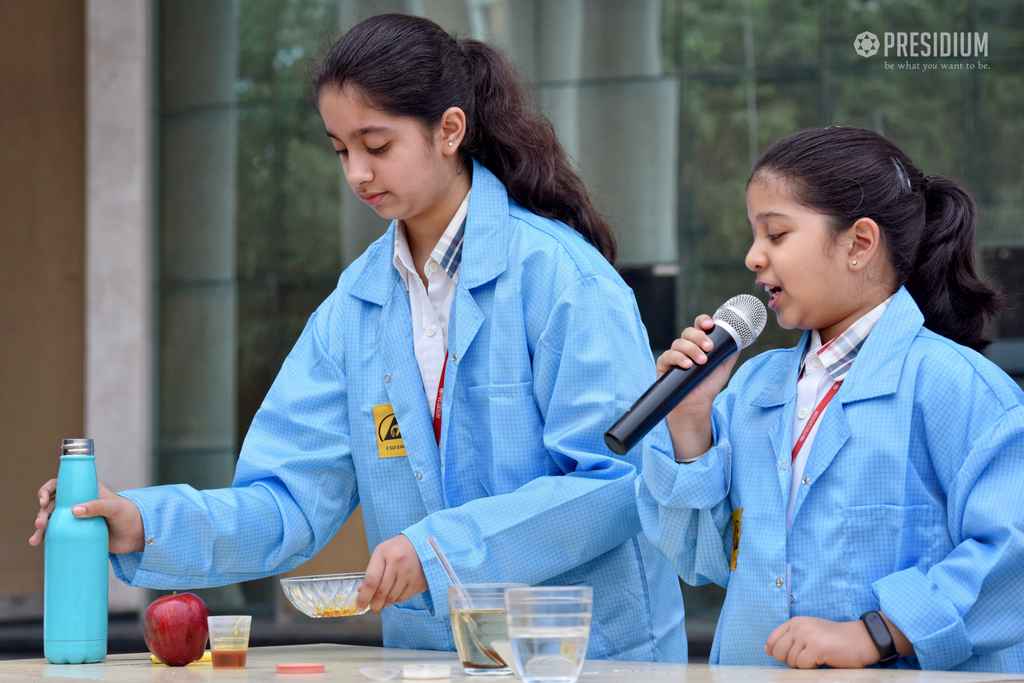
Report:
313,13,616,264
751,127,1003,351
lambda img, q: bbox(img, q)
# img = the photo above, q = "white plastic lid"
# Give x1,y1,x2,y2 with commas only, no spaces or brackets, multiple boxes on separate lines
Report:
402,663,451,679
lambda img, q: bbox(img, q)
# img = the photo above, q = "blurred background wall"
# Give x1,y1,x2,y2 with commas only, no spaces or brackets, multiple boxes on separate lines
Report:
1,0,1021,657
0,0,86,621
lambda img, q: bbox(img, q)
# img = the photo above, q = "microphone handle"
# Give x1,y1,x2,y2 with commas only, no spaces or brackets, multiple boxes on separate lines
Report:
604,324,738,455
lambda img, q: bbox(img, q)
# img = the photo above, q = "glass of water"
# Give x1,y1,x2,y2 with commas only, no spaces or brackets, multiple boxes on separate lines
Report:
449,584,527,675
504,587,592,683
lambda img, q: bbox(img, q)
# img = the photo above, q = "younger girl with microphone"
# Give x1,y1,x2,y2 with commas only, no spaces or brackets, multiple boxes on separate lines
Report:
637,126,1024,671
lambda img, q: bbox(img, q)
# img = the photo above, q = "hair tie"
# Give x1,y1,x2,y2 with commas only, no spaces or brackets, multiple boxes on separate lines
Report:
891,157,911,193
920,174,933,192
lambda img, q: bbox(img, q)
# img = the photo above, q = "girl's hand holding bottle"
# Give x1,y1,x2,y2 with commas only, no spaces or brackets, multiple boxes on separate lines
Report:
30,479,146,554
657,314,741,462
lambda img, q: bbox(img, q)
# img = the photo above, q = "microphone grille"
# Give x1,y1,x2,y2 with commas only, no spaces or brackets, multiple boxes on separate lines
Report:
713,294,768,349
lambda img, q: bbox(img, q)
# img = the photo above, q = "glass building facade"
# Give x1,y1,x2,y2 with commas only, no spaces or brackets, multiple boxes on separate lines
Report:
155,0,1023,626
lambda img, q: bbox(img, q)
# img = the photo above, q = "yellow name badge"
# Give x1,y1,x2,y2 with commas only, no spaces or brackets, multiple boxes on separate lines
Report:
373,404,407,458
730,507,743,571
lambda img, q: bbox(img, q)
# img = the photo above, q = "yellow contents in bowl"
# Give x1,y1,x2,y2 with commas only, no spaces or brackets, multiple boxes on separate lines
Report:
313,605,361,617
310,596,362,617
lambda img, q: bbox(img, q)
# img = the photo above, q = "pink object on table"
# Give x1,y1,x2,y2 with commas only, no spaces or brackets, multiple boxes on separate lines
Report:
276,662,326,674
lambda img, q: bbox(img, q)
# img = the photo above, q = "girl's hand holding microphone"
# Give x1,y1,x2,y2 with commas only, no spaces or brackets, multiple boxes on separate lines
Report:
658,314,741,462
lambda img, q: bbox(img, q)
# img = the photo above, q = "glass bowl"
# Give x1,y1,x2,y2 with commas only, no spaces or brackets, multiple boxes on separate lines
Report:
280,572,370,618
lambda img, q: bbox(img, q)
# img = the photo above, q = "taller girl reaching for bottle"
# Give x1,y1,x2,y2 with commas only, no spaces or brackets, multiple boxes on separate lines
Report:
31,13,686,661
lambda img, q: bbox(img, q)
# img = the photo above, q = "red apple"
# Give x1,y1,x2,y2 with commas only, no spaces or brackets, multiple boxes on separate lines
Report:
142,592,210,666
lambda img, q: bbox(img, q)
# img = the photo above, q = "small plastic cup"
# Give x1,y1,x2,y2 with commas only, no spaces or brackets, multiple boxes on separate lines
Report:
207,615,251,669
504,587,592,683
449,584,527,675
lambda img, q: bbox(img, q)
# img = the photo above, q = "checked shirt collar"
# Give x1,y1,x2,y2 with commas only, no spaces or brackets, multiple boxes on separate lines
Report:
393,190,468,287
804,295,894,382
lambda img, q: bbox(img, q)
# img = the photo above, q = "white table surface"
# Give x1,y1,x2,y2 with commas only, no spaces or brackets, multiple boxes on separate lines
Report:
1,644,1021,682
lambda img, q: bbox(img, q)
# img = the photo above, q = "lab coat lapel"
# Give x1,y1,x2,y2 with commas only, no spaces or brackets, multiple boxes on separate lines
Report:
377,278,446,515
439,286,482,461
348,225,399,306
437,160,508,460
836,287,923,405
790,400,850,522
753,334,804,505
790,289,923,522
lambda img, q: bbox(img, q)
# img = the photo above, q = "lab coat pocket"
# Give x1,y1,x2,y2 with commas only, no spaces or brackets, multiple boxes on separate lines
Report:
842,504,940,617
463,381,548,495
381,598,454,651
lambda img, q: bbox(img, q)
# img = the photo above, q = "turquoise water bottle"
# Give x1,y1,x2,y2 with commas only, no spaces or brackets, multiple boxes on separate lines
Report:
44,439,108,664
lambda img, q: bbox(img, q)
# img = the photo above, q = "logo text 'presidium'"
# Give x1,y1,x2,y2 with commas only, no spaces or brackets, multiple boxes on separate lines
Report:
883,32,988,58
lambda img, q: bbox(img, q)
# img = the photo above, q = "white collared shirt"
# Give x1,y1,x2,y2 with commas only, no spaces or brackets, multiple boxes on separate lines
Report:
392,191,470,411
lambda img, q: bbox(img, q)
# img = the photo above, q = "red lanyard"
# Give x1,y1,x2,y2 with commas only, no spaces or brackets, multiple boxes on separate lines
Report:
433,351,448,446
791,381,842,461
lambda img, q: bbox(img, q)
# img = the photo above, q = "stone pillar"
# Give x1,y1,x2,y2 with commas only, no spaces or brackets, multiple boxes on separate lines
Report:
535,0,678,268
157,0,242,610
157,0,238,492
86,0,153,613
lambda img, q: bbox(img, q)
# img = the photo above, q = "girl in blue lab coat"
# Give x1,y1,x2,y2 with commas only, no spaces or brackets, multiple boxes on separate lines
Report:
637,127,1024,672
32,14,686,661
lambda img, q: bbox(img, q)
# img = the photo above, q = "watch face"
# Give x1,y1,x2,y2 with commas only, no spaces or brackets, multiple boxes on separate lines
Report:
861,611,898,665
864,613,892,644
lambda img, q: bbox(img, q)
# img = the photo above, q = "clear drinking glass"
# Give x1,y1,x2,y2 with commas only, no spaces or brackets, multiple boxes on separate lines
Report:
207,615,251,669
504,587,592,683
449,584,527,675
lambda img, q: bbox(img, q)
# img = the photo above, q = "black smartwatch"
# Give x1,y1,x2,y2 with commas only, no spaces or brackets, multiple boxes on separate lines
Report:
860,610,898,667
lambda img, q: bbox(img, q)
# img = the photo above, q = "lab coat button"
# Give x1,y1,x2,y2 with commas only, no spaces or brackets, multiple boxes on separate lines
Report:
776,577,784,587
426,326,435,337
802,476,810,485
416,471,423,480
384,374,391,383
145,537,154,547
779,461,789,470
797,408,809,419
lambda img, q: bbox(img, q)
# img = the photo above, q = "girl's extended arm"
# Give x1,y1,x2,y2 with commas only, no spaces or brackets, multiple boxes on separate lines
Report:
107,295,360,588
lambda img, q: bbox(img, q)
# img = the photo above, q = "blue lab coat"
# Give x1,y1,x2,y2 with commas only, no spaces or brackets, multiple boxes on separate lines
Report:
113,161,687,662
637,287,1024,671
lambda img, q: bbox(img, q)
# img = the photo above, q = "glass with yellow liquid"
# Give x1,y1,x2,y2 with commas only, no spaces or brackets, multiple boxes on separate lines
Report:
449,584,526,675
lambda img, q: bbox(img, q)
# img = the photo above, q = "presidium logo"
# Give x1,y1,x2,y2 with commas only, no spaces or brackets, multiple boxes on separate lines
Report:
854,31,881,57
853,30,990,59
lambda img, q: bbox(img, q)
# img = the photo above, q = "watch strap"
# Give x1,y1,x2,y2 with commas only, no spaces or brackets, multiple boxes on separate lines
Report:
860,610,898,667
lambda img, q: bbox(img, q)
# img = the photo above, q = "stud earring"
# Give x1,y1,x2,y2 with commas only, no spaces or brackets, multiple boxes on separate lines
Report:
448,141,454,147
851,259,858,266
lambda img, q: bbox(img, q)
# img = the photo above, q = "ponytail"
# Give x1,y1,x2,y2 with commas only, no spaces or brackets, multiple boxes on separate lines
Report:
314,14,616,264
457,40,616,263
751,127,1003,351
907,175,1002,350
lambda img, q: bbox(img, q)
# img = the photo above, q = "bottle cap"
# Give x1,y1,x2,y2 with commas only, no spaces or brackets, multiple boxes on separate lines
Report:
61,439,94,456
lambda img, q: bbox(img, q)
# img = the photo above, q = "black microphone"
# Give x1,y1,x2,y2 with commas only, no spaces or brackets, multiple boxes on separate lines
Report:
604,294,767,455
